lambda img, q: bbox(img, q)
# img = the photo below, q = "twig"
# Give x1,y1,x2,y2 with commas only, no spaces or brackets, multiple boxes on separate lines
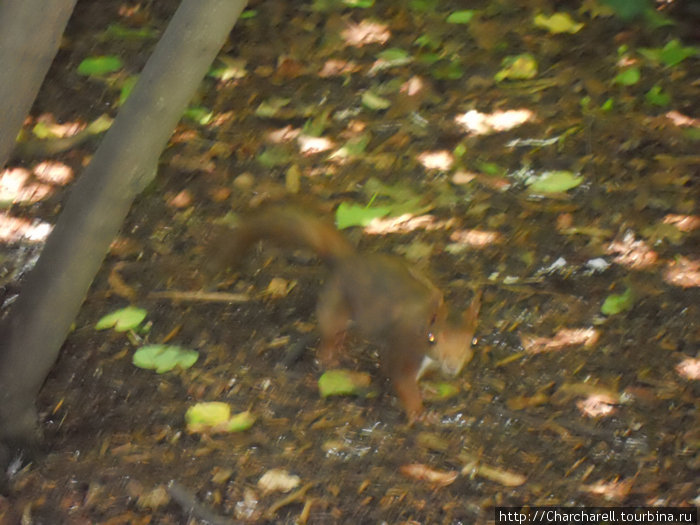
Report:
149,290,250,303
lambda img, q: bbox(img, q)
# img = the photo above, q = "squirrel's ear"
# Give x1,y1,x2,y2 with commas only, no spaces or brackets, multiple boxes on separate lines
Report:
461,289,481,325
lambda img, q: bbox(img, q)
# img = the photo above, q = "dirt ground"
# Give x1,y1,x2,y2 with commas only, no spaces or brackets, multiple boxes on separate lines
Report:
1,0,698,523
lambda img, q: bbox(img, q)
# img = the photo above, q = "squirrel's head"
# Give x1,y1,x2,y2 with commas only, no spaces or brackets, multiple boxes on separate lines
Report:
423,291,481,378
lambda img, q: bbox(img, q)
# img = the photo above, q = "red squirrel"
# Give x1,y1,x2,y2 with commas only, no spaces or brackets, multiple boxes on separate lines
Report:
207,208,480,420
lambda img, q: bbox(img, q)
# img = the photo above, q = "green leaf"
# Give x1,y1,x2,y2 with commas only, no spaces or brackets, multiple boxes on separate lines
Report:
602,0,651,20
183,106,213,125
95,306,147,332
85,114,113,134
476,161,505,176
601,287,635,315
446,10,475,24
100,23,157,40
344,0,374,6
414,34,441,50
303,108,332,137
225,410,256,432
639,40,698,67
422,381,460,401
257,145,291,167
240,9,257,18
318,369,371,397
209,57,248,81
185,403,256,433
77,55,123,76
185,401,255,433
118,75,138,106
600,98,614,111
683,128,700,141
409,0,438,12
329,133,371,160
418,52,441,65
255,97,291,118
526,171,583,193
494,54,538,82
645,85,670,106
335,202,391,229
361,91,391,110
612,67,640,85
31,122,57,139
431,60,465,80
363,177,419,202
186,402,230,426
376,48,412,66
132,345,199,373
533,12,584,34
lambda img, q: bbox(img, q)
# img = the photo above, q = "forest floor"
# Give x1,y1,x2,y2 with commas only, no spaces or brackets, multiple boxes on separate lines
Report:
1,0,699,523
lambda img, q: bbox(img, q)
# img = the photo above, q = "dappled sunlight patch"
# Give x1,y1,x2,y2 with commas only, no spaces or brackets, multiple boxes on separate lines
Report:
341,20,390,47
167,189,193,209
275,56,306,79
449,228,503,248
664,256,700,287
417,150,453,170
267,125,300,144
0,167,55,205
576,393,617,418
665,110,699,127
209,111,236,127
521,328,599,354
170,128,199,144
297,135,334,155
580,479,633,502
400,75,426,96
452,169,511,190
400,464,458,487
0,212,52,243
606,232,658,269
662,213,700,232
454,108,534,135
33,161,74,185
31,114,85,138
363,213,454,235
318,59,359,77
675,358,700,380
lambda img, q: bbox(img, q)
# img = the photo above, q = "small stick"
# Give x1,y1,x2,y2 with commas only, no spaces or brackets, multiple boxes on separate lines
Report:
148,290,250,303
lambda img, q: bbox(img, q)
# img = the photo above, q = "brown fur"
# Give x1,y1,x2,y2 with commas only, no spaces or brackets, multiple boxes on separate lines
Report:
207,208,479,420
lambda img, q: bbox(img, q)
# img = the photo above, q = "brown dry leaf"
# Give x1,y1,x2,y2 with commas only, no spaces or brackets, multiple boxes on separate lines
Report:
460,456,526,487
576,393,618,418
136,485,170,510
551,382,621,407
676,358,700,380
258,469,301,494
108,262,137,301
606,233,658,269
399,464,458,487
318,59,359,77
521,328,599,354
663,214,700,232
264,277,296,298
341,20,390,47
580,478,633,501
506,392,550,410
664,256,700,288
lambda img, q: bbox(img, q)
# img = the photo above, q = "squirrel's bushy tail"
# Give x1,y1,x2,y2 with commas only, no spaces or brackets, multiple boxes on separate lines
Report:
206,208,355,275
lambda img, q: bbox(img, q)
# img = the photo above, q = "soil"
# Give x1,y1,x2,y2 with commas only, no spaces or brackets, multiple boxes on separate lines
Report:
1,0,699,523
